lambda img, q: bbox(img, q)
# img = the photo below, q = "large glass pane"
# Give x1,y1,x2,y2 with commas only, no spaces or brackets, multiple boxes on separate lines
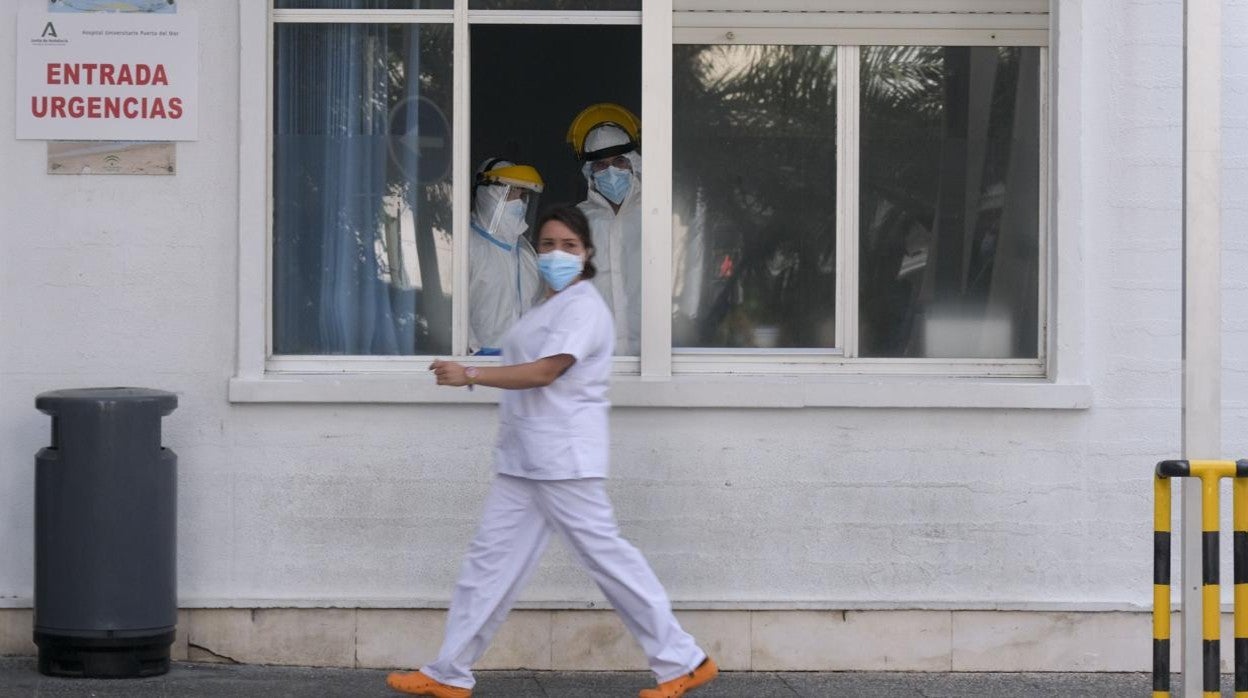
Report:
469,1,639,9
273,23,453,355
859,46,1041,359
275,1,452,8
673,45,837,350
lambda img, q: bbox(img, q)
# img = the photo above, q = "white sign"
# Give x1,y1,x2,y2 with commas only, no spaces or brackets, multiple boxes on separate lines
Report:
15,11,198,141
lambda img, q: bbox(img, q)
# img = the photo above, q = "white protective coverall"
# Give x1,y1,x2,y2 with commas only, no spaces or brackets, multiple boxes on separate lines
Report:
420,280,706,690
578,143,642,356
468,178,542,355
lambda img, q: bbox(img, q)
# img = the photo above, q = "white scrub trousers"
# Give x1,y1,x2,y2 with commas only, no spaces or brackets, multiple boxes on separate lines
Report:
421,474,706,690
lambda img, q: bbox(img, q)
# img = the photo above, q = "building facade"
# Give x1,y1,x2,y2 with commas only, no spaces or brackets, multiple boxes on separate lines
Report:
2,0,1247,673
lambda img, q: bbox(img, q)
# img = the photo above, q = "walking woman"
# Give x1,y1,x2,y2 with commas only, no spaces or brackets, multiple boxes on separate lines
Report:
387,205,717,698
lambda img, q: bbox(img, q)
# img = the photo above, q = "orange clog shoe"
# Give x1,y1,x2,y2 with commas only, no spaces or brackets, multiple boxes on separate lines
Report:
638,657,718,698
386,669,472,697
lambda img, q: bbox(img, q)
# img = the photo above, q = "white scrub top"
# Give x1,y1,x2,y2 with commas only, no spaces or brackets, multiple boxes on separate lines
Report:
494,280,614,480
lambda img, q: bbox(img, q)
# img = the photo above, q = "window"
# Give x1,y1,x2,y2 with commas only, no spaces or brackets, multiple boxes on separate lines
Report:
268,1,642,360
272,20,455,355
239,1,1074,404
671,42,1041,360
669,3,1048,373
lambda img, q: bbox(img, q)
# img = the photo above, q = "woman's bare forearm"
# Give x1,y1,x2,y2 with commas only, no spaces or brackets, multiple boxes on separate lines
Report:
429,356,575,390
472,355,573,389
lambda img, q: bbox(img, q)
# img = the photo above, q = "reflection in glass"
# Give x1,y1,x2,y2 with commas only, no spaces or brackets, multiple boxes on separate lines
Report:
273,23,454,355
469,1,639,9
859,46,1040,359
672,45,837,350
275,1,452,8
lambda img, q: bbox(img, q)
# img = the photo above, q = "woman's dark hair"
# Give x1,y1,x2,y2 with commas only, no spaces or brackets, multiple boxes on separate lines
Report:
535,204,597,280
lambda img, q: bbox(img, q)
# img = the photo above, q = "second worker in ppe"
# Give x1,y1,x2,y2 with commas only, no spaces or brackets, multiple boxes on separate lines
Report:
567,104,642,356
468,159,545,355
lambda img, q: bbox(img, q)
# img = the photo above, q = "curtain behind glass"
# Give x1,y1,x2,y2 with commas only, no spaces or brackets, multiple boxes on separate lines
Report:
273,23,453,355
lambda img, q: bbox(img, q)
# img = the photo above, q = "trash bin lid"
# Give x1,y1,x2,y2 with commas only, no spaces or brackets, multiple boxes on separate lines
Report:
36,388,177,416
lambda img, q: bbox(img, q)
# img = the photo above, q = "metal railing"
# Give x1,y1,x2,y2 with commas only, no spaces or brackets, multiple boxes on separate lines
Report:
1154,459,1248,698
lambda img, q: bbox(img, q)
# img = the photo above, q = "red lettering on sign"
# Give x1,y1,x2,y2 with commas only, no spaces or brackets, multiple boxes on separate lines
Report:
43,63,176,87
28,92,187,120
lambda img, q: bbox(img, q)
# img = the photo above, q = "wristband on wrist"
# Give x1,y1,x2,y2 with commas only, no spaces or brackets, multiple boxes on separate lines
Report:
465,366,480,390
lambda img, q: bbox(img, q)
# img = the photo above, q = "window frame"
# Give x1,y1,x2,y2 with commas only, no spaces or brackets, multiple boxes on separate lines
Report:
233,0,1090,408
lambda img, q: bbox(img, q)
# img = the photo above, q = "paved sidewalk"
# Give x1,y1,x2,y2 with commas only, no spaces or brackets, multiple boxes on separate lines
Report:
0,657,1197,697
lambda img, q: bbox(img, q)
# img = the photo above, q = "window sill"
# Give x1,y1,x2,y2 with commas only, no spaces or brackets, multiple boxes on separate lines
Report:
228,373,1092,409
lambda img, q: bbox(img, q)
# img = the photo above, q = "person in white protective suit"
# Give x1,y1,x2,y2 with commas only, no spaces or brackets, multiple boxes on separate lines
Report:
468,159,545,355
567,104,643,355
389,205,718,698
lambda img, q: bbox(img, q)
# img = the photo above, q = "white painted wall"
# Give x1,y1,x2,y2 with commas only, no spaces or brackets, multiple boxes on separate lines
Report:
1,0,1245,614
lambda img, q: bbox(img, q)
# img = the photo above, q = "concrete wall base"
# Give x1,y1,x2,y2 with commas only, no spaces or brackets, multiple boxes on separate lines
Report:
0,608,1187,672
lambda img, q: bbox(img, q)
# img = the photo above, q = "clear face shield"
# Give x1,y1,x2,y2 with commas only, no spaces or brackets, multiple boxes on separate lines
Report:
486,185,539,245
473,168,544,247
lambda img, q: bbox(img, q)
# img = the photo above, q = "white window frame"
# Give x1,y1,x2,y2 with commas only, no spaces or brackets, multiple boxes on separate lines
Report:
230,0,1091,409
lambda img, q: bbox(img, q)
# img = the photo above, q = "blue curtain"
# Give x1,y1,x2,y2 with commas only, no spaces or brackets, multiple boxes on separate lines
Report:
273,21,430,355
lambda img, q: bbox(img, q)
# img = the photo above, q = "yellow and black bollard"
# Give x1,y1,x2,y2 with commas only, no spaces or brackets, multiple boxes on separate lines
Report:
1153,459,1248,698
1155,460,1174,697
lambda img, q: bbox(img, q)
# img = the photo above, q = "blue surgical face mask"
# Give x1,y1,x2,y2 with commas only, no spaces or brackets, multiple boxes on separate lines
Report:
593,166,632,205
537,250,584,292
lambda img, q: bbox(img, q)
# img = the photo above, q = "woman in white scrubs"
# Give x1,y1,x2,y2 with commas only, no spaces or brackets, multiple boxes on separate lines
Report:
387,206,717,698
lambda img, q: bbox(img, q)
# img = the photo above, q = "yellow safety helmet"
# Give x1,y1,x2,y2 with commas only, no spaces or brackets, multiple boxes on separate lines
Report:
476,160,545,193
566,103,640,161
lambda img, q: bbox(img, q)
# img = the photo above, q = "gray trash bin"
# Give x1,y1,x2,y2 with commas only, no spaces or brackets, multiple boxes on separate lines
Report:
33,388,177,678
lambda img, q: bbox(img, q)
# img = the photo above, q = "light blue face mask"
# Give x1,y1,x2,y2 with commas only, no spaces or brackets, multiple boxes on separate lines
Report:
593,166,632,205
537,250,584,292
